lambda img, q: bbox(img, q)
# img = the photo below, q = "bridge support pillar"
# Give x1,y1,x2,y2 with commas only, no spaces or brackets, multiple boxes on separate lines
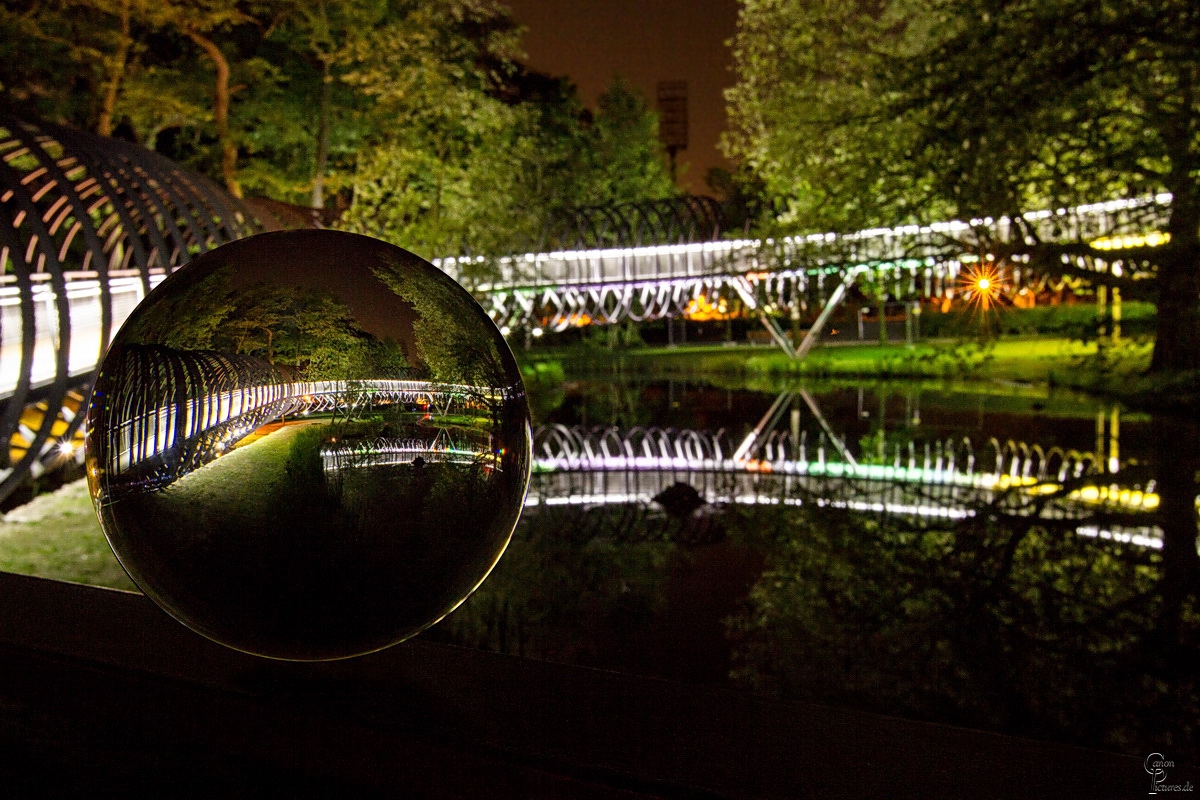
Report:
792,268,863,361
756,314,798,358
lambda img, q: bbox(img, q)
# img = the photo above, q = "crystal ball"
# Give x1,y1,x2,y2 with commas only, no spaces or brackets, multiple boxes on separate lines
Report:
84,230,531,660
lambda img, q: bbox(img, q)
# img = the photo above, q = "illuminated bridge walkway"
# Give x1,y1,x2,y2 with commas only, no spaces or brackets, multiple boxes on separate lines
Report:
92,344,506,495
527,424,1163,549
0,113,1171,500
447,193,1167,347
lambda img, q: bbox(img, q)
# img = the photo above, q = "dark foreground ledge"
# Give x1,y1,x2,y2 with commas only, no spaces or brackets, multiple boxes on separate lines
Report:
0,572,1179,798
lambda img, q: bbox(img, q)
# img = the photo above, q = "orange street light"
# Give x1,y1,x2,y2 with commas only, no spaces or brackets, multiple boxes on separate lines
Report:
959,263,1005,311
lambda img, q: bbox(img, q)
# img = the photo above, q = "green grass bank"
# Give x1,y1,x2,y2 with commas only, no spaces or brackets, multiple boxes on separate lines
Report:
522,336,1155,390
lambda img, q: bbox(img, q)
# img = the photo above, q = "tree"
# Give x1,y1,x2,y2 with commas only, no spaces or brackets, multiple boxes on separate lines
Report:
726,0,1200,375
334,0,526,255
262,0,391,209
578,76,677,207
724,0,935,232
140,0,274,197
373,257,509,389
0,0,145,128
2,0,680,253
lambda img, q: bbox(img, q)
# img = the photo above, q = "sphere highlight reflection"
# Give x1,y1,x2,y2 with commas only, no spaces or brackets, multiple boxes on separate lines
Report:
85,230,531,660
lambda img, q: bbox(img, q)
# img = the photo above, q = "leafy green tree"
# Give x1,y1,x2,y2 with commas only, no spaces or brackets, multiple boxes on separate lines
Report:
118,265,238,350
724,0,935,232
2,0,680,256
148,0,299,198
214,284,372,376
0,0,142,127
372,257,508,388
578,76,677,207
259,0,392,208
333,0,526,255
727,0,1200,374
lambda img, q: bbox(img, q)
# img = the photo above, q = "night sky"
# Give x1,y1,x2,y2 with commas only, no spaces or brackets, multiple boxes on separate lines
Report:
504,0,741,195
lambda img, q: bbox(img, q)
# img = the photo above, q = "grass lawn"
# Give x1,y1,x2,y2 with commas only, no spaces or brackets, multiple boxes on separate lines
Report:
132,419,322,535
0,479,134,591
0,421,324,592
525,336,1154,389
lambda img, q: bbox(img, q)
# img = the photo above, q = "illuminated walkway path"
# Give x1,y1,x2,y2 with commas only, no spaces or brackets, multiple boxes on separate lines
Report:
98,374,506,494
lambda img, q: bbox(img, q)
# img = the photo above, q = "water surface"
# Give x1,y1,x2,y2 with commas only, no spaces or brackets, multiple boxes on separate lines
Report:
427,378,1200,760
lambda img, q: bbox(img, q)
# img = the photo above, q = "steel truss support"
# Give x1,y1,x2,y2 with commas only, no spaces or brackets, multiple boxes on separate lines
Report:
792,267,863,361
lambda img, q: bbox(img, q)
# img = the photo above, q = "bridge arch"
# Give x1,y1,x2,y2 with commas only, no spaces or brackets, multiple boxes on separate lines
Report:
0,114,266,502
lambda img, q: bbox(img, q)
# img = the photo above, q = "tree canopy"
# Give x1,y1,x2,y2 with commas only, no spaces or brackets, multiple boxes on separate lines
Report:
0,0,678,256
726,0,1200,375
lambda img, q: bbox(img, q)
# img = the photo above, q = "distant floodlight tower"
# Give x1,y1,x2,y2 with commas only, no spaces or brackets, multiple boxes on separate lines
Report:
656,80,689,185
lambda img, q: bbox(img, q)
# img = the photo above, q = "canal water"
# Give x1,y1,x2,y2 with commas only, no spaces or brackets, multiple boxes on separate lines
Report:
424,377,1200,760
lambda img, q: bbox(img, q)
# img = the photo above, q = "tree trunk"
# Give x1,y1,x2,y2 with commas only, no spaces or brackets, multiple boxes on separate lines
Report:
1149,190,1200,374
1150,102,1200,375
97,0,132,137
311,60,332,210
185,29,242,198
1151,414,1200,641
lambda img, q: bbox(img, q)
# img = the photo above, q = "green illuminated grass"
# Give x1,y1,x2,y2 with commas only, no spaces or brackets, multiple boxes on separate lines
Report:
528,336,1153,388
0,479,134,591
138,420,317,534
0,423,321,591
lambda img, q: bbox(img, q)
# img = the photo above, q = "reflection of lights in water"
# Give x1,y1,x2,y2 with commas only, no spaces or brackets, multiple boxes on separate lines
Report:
321,437,500,472
1071,484,1159,509
1076,525,1163,549
525,488,1162,548
531,452,1164,548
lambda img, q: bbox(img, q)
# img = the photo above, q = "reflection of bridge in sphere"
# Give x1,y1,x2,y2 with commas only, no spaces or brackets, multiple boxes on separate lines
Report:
321,434,500,472
528,424,1163,550
91,343,515,495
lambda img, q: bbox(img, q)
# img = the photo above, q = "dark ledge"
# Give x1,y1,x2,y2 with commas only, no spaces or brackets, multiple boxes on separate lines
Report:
0,572,1170,798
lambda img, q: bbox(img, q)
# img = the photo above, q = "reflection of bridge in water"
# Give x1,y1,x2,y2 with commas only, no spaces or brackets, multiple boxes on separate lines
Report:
321,433,500,472
0,113,1172,501
92,344,510,494
527,407,1163,550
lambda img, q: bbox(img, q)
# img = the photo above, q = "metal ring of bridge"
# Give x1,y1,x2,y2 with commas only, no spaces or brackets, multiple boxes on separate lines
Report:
0,114,264,502
92,344,287,494
550,196,724,251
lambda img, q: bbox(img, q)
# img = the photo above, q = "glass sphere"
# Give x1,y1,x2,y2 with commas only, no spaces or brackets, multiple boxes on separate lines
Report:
84,230,531,661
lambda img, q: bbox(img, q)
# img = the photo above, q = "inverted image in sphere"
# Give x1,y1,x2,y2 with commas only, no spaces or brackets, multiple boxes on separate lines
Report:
85,230,531,661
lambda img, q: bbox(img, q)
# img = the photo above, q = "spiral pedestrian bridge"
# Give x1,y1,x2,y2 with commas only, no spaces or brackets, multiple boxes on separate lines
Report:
0,115,1173,502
